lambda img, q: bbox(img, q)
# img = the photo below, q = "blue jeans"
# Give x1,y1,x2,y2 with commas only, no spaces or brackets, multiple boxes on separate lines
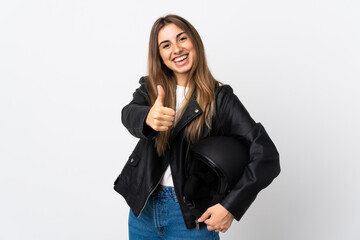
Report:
128,186,220,240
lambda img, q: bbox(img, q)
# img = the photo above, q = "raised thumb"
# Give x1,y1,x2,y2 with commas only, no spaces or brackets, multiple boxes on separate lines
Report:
155,85,165,106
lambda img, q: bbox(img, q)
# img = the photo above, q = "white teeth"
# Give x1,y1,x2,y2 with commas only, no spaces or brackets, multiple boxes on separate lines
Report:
174,55,188,62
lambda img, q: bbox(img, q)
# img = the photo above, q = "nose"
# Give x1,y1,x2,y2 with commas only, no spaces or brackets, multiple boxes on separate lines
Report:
173,43,183,54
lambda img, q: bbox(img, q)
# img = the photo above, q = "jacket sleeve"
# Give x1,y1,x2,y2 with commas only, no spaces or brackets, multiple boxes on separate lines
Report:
216,85,281,221
121,77,159,140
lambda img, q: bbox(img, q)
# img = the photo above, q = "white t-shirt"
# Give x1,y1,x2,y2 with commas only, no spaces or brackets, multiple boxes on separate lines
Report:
160,85,188,187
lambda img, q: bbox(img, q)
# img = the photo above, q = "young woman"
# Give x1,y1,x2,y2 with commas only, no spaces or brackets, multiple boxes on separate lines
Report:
114,14,280,240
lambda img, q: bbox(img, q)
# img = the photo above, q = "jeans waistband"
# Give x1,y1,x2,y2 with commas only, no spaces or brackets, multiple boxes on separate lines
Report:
154,185,176,198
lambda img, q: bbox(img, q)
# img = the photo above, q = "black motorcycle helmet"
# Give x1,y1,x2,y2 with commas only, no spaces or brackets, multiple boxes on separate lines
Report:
183,136,249,219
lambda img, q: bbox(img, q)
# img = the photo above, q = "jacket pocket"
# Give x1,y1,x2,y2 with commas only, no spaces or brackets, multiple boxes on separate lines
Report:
113,151,141,186
127,151,140,167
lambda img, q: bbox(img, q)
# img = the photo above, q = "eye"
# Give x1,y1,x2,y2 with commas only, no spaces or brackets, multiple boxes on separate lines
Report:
162,44,170,49
179,37,187,42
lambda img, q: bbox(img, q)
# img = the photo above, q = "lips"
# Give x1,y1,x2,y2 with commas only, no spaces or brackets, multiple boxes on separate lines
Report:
173,54,188,63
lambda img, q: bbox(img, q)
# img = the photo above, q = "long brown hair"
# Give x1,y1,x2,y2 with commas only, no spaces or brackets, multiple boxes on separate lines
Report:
147,14,219,156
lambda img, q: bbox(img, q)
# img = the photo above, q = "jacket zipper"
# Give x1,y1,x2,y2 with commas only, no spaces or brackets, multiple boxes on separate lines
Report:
137,137,174,217
184,143,191,178
137,170,166,218
195,219,200,230
138,146,171,218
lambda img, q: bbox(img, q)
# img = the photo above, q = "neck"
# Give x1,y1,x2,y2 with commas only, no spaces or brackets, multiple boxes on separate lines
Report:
175,73,189,87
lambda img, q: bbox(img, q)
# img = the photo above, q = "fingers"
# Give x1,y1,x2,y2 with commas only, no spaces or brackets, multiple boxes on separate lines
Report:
153,118,173,127
155,85,165,106
158,113,175,122
154,86,175,117
206,223,229,233
151,106,175,120
207,225,215,231
151,107,175,130
150,118,173,131
198,210,211,223
153,125,171,131
158,106,176,116
146,108,175,131
199,204,233,233
145,85,176,131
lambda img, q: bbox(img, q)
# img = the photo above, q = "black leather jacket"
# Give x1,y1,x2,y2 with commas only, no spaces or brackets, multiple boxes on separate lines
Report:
114,76,280,229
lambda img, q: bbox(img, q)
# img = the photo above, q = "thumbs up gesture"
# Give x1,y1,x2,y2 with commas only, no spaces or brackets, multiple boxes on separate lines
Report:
145,85,176,131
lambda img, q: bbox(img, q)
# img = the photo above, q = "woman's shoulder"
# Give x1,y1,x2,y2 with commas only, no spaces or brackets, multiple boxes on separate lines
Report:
215,82,247,110
136,76,150,93
130,76,151,103
138,75,148,85
215,82,235,97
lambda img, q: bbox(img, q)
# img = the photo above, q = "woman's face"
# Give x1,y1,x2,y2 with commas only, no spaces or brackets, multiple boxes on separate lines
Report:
158,23,195,84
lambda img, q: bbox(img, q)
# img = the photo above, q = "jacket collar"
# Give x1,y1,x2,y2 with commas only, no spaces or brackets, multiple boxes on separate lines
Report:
169,82,221,144
169,88,202,143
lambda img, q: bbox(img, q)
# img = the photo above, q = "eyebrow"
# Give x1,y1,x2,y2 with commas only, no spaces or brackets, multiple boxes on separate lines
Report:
158,32,186,47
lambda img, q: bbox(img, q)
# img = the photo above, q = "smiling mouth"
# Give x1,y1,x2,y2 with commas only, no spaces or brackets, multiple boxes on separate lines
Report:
173,55,188,63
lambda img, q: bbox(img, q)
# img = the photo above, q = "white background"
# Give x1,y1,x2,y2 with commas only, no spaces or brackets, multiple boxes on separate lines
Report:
1,0,359,239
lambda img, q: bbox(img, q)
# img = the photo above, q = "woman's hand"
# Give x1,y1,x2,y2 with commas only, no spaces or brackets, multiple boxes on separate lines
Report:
198,203,234,233
145,85,176,131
